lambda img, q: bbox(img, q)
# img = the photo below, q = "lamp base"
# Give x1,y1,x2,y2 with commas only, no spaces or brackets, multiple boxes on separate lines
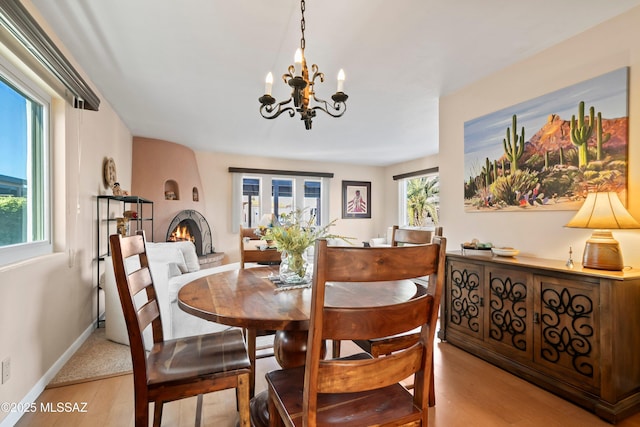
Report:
581,230,623,271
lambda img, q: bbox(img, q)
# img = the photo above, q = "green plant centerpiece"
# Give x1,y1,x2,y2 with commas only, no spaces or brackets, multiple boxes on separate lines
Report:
260,209,352,284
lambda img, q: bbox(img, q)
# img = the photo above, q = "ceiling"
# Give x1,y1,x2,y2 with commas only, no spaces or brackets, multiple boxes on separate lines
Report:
30,0,640,166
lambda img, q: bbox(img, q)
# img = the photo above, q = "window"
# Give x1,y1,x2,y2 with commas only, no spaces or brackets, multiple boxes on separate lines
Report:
398,171,439,227
272,179,294,219
232,169,332,231
0,56,51,265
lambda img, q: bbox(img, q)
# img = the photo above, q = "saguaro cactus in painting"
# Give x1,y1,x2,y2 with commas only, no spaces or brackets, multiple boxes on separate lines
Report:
503,114,525,174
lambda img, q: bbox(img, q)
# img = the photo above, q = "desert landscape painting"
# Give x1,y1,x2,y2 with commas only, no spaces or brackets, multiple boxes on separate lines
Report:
463,67,629,212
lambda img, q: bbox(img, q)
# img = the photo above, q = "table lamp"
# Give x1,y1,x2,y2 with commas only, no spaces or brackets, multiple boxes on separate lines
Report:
565,191,640,270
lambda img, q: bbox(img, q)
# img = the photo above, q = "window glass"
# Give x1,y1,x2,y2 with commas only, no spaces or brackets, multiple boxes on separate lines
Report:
0,59,50,265
242,177,261,227
303,180,321,225
400,174,439,227
272,179,293,219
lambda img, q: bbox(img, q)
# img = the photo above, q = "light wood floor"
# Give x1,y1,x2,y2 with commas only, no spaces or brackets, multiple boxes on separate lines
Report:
16,340,640,427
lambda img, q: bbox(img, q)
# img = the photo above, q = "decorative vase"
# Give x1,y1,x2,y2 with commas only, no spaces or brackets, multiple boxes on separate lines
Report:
279,249,312,285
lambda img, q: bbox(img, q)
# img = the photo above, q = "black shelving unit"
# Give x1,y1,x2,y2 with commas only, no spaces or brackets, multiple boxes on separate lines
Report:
96,195,154,327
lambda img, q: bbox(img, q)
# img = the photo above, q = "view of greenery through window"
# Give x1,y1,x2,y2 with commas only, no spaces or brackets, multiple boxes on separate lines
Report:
0,73,45,250
404,175,439,226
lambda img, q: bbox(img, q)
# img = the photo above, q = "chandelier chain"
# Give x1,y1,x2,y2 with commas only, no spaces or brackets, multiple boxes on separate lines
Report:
300,0,306,52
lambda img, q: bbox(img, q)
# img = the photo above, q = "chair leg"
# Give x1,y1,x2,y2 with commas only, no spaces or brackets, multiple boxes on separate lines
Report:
135,399,149,427
195,394,203,427
152,400,163,427
237,372,251,427
246,328,257,397
429,356,436,407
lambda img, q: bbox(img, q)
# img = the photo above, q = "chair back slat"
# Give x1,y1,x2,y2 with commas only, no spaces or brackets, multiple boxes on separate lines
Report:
302,237,447,425
128,267,153,296
136,299,161,334
317,338,425,394
392,225,443,246
240,227,257,239
322,288,432,340
117,232,147,259
321,245,440,282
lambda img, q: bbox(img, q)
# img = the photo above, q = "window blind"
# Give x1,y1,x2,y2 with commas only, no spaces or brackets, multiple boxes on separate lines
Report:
0,0,100,111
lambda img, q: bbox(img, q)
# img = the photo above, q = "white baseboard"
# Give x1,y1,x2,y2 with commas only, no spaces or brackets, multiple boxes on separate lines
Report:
0,323,95,427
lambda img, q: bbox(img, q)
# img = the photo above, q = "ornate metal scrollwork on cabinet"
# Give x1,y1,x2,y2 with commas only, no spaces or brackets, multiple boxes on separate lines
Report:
449,264,481,333
489,274,528,351
540,286,594,378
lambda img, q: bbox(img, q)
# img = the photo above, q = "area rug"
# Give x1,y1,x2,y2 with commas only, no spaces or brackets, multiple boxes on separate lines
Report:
47,327,132,388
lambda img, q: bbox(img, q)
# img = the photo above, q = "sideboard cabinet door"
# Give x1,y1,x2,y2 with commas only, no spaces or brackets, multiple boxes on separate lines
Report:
446,259,484,341
485,267,534,361
533,274,600,393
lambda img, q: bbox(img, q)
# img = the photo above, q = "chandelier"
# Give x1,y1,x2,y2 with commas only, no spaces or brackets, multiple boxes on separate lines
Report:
259,0,348,130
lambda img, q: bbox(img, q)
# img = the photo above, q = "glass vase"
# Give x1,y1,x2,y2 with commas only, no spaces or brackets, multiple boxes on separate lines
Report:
279,249,312,285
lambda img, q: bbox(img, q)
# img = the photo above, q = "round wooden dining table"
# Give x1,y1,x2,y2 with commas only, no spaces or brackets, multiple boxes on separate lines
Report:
177,264,419,427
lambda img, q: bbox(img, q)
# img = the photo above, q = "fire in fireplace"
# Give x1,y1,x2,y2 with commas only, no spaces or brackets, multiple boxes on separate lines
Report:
166,210,214,256
168,224,196,244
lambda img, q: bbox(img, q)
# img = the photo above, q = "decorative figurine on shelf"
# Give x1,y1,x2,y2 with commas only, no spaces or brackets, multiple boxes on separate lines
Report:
112,182,130,196
566,246,575,269
123,210,138,220
116,217,129,236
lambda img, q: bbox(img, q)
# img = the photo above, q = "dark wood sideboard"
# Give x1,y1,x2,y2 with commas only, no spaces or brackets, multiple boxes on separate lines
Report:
440,251,640,423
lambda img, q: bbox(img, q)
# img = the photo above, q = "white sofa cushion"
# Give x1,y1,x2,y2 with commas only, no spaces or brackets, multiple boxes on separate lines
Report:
146,242,188,273
173,241,201,273
369,237,388,247
167,262,183,278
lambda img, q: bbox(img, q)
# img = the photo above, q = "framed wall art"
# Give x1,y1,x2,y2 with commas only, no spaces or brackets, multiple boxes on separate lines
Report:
463,67,629,212
342,181,371,219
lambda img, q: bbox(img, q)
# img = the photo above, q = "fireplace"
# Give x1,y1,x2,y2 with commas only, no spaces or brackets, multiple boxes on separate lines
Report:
166,210,214,255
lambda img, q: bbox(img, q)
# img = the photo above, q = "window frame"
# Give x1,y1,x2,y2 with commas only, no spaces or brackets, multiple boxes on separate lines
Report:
0,54,52,266
232,170,331,232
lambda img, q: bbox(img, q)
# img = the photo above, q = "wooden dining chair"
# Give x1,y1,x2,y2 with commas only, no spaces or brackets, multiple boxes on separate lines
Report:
110,233,251,427
240,226,282,268
392,225,443,247
266,237,446,426
352,225,444,405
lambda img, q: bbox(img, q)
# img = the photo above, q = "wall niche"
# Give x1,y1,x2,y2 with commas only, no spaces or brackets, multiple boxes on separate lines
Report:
192,187,199,202
164,180,179,200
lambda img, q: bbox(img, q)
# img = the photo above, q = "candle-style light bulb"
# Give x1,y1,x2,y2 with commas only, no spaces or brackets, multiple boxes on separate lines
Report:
294,48,303,75
265,72,273,96
337,69,345,93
